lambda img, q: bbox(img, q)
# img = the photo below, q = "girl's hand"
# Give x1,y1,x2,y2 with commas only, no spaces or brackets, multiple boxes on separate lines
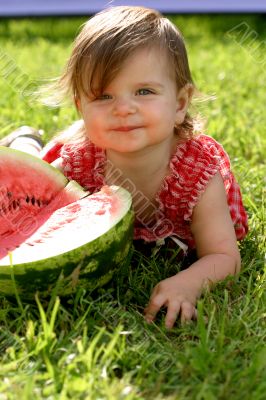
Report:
144,270,200,329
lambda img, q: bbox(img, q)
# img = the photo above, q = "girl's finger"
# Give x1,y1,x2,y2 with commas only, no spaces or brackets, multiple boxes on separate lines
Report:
180,301,196,324
165,301,181,329
144,293,166,323
192,307,198,321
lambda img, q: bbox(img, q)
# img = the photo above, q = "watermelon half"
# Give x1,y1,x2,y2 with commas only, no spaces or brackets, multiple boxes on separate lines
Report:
0,146,133,298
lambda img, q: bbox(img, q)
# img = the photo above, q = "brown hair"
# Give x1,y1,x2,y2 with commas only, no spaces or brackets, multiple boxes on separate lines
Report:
46,6,202,142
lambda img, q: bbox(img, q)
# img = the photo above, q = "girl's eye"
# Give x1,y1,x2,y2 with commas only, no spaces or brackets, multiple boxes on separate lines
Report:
137,88,154,96
97,94,112,100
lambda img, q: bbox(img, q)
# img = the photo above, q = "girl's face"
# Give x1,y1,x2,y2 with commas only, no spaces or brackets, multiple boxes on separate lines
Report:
78,47,188,154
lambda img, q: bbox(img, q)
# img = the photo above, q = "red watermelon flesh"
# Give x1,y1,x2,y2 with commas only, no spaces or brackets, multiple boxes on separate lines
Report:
0,185,124,264
0,146,86,255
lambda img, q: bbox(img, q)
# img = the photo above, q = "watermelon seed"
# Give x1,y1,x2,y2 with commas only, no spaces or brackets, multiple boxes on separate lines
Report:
31,197,35,205
7,191,12,198
37,199,41,207
25,195,30,203
12,200,17,210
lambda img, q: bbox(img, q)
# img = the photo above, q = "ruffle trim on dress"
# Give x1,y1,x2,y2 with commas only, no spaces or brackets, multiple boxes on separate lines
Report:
61,140,106,192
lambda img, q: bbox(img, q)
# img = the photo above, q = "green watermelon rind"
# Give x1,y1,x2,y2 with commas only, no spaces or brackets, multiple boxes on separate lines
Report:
0,209,134,298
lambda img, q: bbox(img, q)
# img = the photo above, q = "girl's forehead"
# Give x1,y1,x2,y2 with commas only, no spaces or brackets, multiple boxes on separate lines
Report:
116,46,171,73
121,47,175,77
126,45,165,61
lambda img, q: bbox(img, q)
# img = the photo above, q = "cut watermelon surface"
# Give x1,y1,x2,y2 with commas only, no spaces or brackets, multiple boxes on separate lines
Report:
0,146,85,240
0,147,133,298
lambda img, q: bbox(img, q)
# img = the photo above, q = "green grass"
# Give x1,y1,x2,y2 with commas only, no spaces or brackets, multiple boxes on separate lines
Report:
0,14,265,399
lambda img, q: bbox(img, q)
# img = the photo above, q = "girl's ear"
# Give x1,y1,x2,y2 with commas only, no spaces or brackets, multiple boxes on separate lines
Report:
175,83,194,125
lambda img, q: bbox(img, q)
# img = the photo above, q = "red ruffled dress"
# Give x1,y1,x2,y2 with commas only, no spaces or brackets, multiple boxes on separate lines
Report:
42,134,248,250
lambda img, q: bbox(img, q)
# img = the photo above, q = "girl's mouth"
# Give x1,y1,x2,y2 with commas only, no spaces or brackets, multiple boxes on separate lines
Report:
112,126,141,132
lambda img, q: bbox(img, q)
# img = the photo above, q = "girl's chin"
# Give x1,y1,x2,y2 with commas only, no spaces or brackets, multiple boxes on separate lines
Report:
103,141,147,154
109,144,147,153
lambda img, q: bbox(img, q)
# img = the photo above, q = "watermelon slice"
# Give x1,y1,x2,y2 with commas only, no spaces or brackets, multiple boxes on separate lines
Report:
0,147,133,298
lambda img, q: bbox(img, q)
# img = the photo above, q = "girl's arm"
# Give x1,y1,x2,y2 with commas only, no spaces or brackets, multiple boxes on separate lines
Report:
144,172,241,329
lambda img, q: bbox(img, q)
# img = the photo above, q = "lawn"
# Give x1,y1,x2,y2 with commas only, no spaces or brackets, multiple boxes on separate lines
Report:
0,14,265,400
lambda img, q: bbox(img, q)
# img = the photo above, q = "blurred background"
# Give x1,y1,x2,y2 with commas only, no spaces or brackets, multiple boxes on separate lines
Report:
0,0,265,16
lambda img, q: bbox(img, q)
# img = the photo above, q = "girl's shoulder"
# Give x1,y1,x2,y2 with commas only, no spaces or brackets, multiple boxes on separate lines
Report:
163,133,233,219
176,133,230,160
41,131,105,191
171,133,229,178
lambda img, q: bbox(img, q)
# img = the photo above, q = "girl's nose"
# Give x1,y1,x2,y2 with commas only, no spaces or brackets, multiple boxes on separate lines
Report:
112,97,137,116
